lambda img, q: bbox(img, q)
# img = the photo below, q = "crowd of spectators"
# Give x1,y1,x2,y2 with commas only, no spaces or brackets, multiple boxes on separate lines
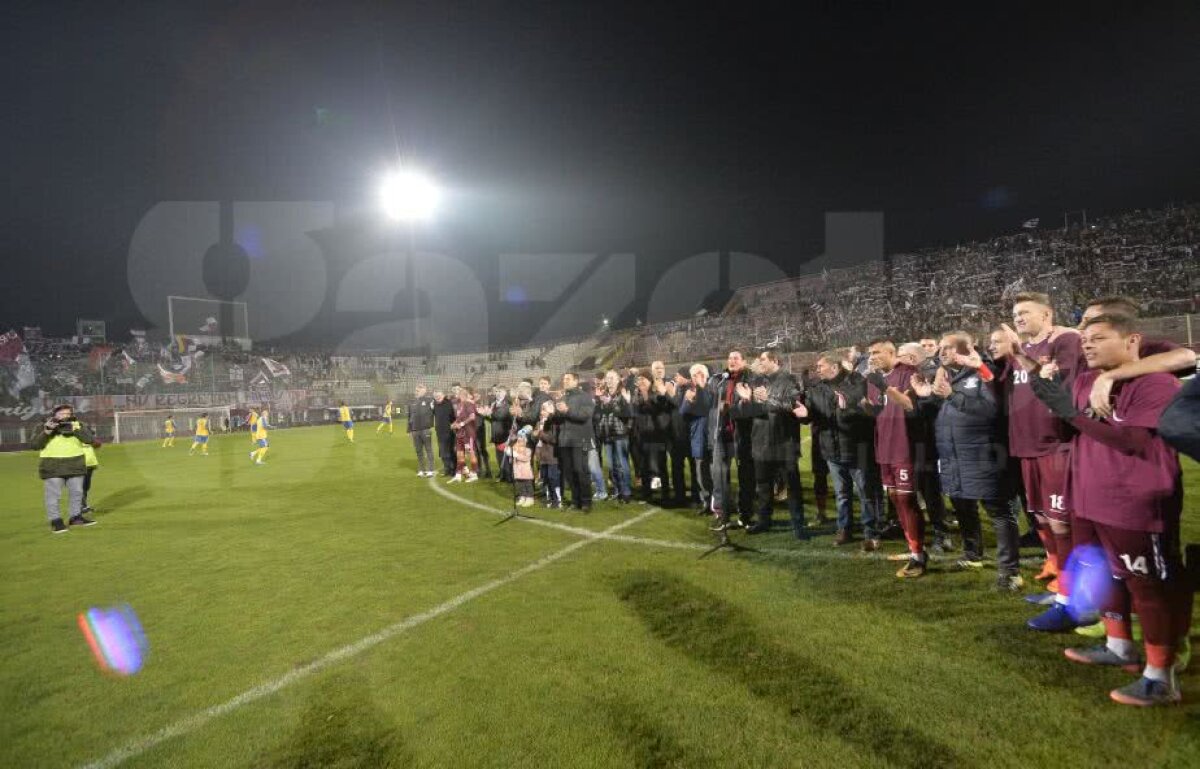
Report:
3,204,1197,405
616,204,1199,368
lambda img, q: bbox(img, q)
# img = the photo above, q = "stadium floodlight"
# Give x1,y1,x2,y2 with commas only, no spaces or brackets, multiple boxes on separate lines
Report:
379,169,441,222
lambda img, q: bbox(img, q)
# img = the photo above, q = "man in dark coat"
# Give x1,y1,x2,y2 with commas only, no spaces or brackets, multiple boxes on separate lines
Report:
707,350,757,527
406,383,437,476
432,390,457,476
732,350,807,538
916,334,1020,590
804,352,881,549
679,363,714,513
556,371,596,511
631,368,672,504
481,386,512,481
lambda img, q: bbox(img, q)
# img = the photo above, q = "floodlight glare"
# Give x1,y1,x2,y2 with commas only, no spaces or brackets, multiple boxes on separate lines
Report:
380,169,441,222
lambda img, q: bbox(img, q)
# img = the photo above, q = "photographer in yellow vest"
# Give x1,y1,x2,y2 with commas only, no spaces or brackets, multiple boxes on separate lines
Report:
30,404,97,533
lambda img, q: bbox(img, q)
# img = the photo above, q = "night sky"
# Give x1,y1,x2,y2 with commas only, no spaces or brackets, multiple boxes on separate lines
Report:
5,2,1200,348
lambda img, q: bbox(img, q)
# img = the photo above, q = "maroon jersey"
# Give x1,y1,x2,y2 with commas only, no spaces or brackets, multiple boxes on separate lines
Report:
867,362,916,465
453,400,477,440
1005,331,1081,457
1137,336,1180,359
1072,336,1182,379
1067,370,1182,532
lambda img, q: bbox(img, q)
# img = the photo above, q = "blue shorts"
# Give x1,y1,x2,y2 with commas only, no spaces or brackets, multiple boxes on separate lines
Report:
257,438,268,448
194,436,209,444
383,417,392,424
342,421,354,429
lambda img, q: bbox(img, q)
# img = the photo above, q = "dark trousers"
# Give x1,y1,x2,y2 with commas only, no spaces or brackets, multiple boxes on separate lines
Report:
667,443,689,503
693,451,714,508
917,466,948,536
755,458,806,536
734,432,756,521
629,432,644,486
82,467,96,507
639,440,667,500
475,438,491,477
811,452,829,513
541,464,562,503
952,496,1020,575
493,442,510,481
560,446,592,508
437,432,456,475
826,459,880,538
410,429,434,473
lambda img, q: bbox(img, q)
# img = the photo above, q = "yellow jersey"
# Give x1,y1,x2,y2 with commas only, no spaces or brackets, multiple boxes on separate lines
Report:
196,417,209,437
254,412,269,440
248,410,259,430
164,418,175,434
384,402,393,418
339,405,351,422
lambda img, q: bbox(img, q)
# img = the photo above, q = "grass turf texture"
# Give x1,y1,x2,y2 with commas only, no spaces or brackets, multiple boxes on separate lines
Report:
1,423,1198,768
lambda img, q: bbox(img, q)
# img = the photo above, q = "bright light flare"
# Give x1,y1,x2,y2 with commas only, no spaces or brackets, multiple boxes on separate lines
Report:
379,169,441,222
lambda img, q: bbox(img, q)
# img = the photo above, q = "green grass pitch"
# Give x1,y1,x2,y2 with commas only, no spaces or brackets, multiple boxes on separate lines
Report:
2,423,1198,768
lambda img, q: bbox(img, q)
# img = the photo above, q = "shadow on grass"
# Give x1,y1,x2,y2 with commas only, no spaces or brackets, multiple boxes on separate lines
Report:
750,553,1200,759
253,672,411,768
614,569,963,769
93,485,151,515
597,698,692,768
763,556,1142,696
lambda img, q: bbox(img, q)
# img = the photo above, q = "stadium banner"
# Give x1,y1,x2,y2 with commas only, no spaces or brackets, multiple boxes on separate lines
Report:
0,389,324,444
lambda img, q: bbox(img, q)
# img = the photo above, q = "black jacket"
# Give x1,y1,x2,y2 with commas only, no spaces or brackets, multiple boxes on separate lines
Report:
668,389,690,447
804,371,874,468
595,394,632,442
631,389,672,443
1160,374,1200,462
486,398,512,445
407,395,434,432
433,399,455,437
530,391,553,424
509,396,536,431
557,387,596,448
705,369,754,446
732,369,802,462
919,366,1006,500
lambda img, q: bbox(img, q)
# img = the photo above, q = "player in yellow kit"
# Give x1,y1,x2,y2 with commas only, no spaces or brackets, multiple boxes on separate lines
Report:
188,413,210,455
339,401,354,442
376,400,394,434
249,407,270,465
247,408,259,442
162,414,176,448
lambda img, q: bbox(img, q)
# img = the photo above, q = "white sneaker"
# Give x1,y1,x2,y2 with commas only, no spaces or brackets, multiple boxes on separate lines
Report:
448,474,463,483
466,473,479,483
650,476,661,490
249,451,256,461
255,460,265,465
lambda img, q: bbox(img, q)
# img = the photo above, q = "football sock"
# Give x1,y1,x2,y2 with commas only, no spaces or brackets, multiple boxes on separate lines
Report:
892,491,925,555
1143,663,1171,683
1107,636,1136,658
1052,529,1073,597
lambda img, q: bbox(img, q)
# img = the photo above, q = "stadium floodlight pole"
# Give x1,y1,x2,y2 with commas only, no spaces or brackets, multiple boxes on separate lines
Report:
379,168,441,354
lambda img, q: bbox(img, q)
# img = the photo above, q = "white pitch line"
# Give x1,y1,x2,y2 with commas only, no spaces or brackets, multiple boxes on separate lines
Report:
76,507,658,769
431,478,1048,566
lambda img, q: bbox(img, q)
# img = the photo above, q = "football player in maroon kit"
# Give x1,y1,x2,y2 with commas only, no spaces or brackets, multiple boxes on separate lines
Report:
862,339,926,578
1028,314,1187,706
448,387,480,483
997,292,1085,630
1077,297,1197,419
